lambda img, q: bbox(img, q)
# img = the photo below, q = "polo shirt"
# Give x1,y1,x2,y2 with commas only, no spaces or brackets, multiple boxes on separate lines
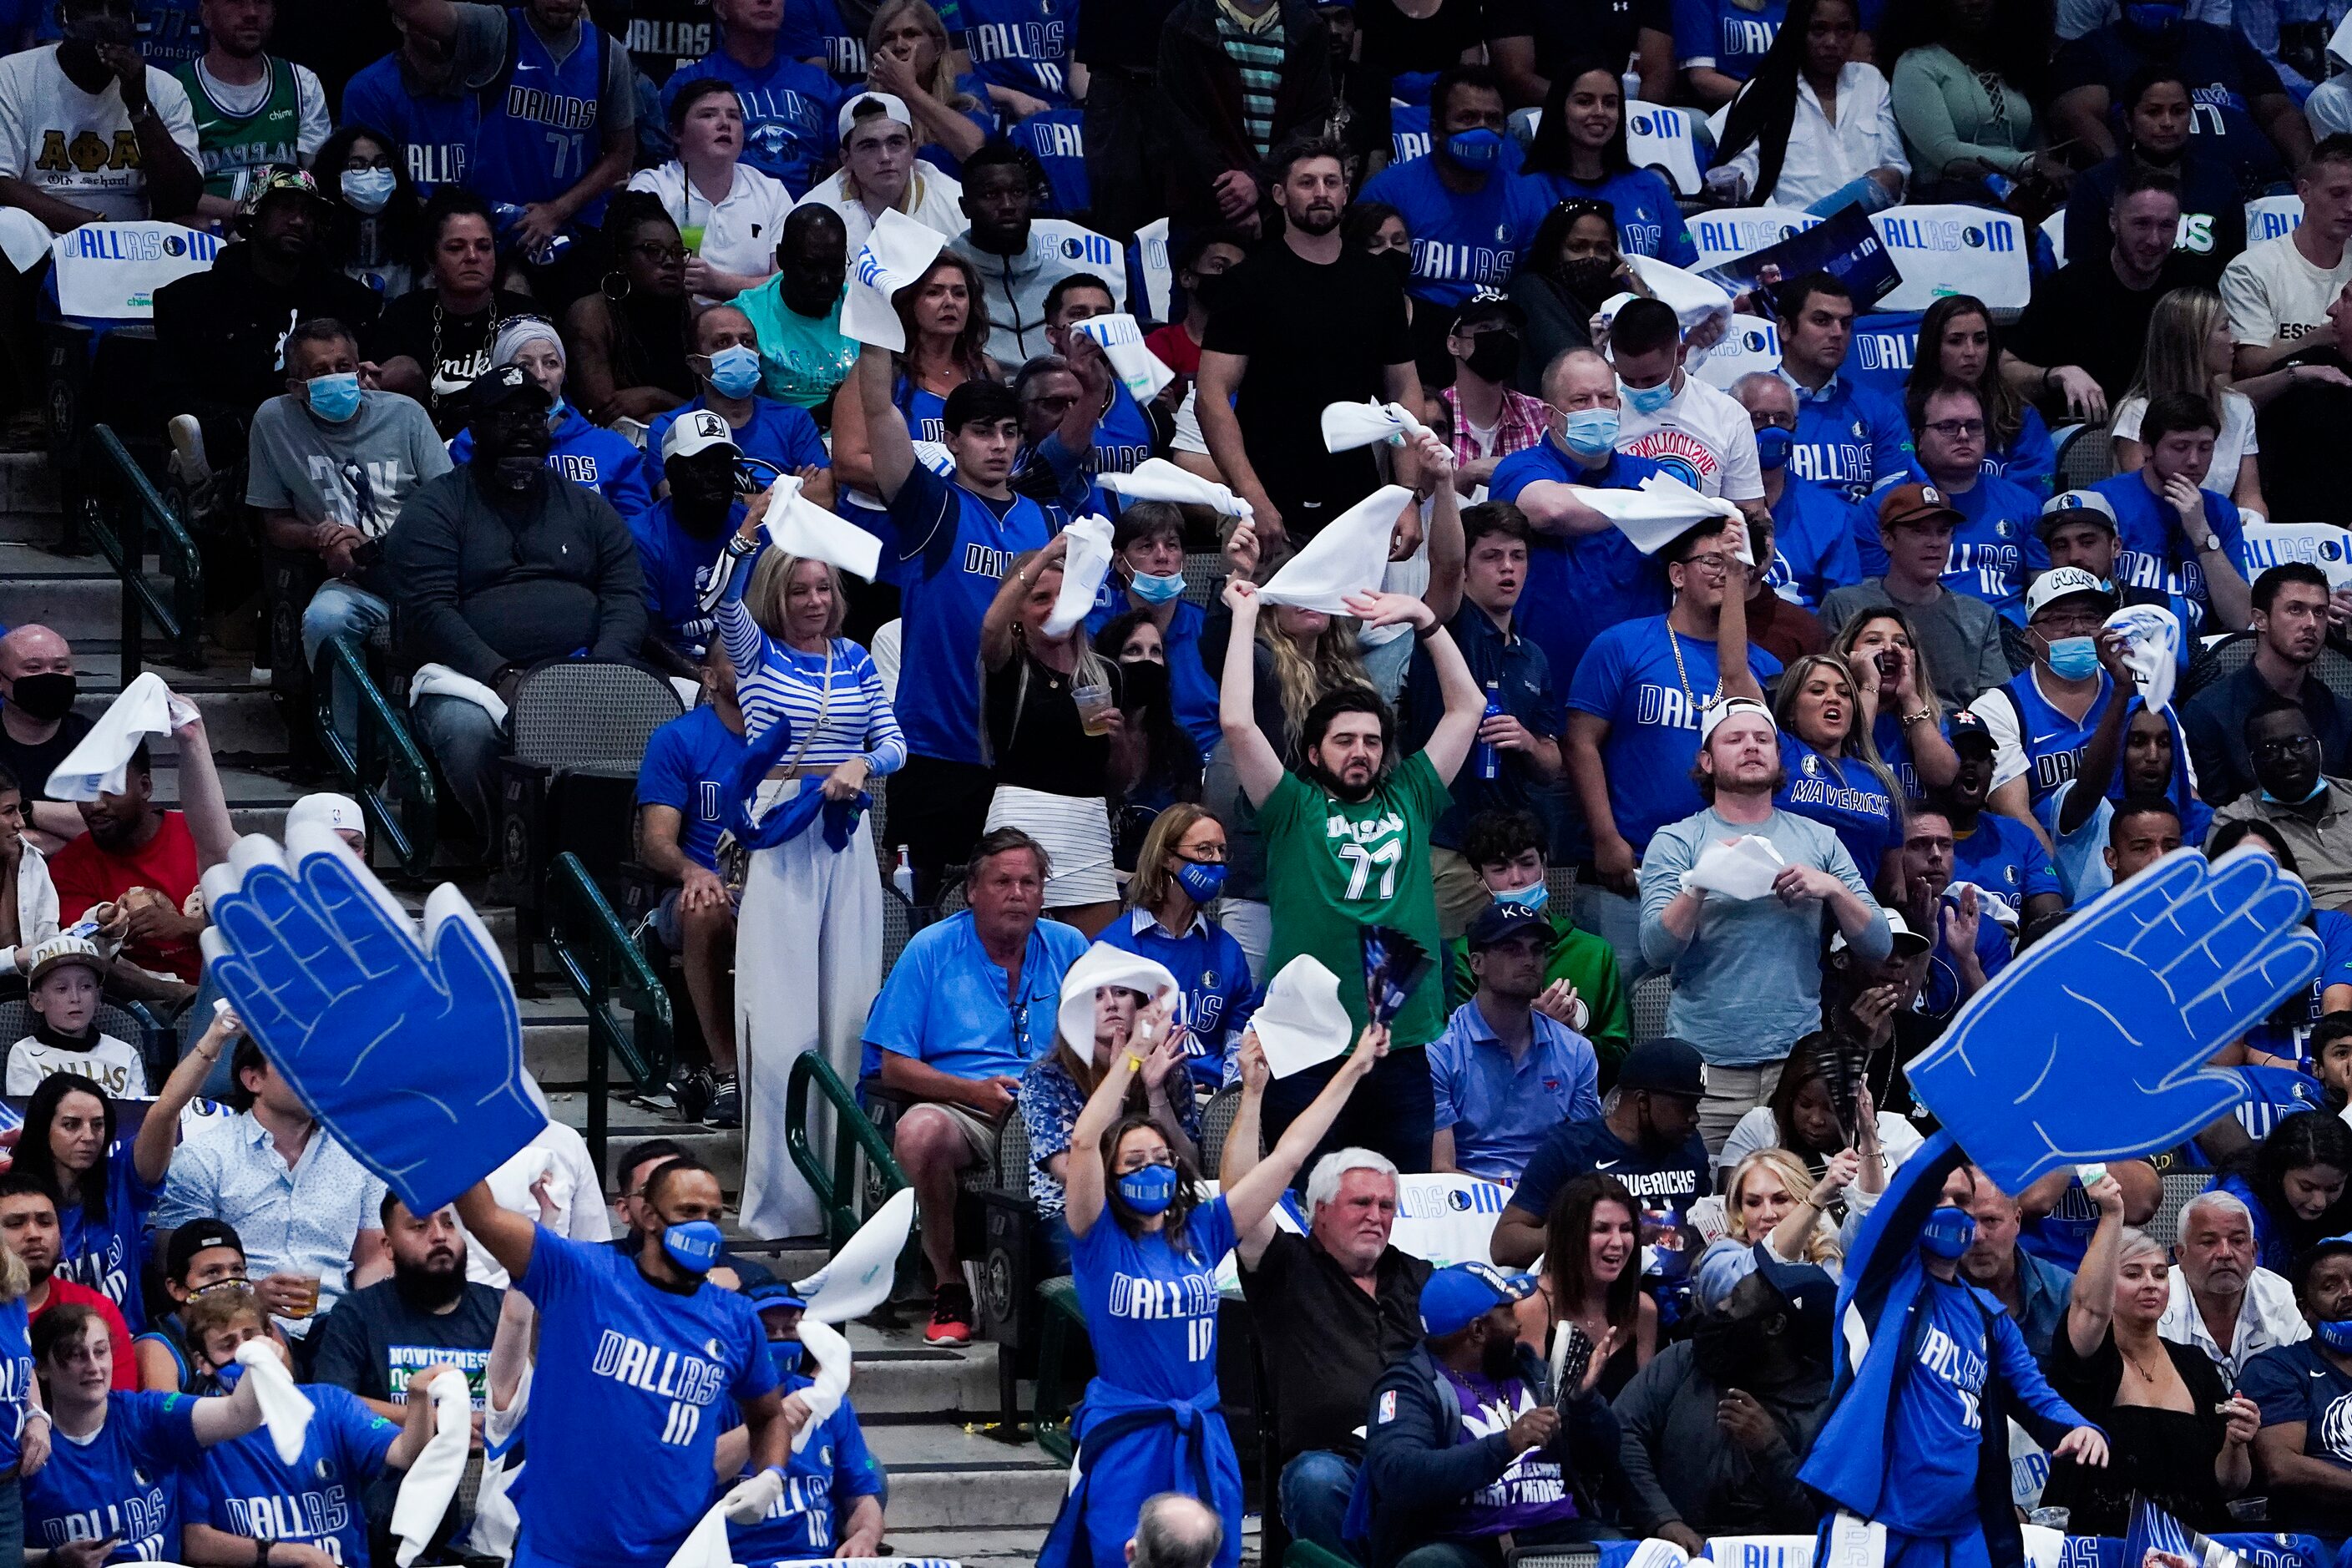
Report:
1238,1230,1433,1462
2162,1264,2311,1387
1095,906,1257,1090
1781,370,1910,502
1404,603,1565,851
1428,999,1601,1181
1489,442,1672,687
2183,660,2352,810
2213,781,2352,914
859,910,1093,1081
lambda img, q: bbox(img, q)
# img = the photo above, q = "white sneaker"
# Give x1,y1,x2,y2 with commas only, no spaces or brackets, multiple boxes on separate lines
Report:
167,413,210,486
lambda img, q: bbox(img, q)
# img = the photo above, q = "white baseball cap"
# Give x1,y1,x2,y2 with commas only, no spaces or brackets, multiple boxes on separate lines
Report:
2039,488,2118,529
286,792,365,842
661,408,740,463
2024,565,2118,620
837,91,913,142
1697,695,1775,746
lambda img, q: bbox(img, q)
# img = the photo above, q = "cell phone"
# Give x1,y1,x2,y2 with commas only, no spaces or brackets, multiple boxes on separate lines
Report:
1875,650,1900,682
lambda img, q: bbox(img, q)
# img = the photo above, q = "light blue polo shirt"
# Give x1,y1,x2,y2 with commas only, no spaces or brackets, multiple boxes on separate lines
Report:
859,911,1093,1082
1426,999,1601,1182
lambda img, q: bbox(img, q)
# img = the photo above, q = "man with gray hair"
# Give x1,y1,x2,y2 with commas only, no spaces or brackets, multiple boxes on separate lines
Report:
1732,371,1859,615
1128,1493,1223,1568
1232,1141,1431,1556
2160,1186,2309,1384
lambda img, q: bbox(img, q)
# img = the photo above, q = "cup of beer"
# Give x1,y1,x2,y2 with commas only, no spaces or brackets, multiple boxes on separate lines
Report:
1074,684,1113,736
274,1272,322,1319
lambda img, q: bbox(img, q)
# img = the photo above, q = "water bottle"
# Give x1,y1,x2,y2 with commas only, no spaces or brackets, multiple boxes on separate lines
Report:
891,845,918,903
1476,680,1503,781
489,202,572,268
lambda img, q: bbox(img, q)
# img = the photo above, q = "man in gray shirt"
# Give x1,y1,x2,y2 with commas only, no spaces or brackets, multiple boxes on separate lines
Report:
1639,696,1891,1150
1823,483,2012,710
249,316,451,745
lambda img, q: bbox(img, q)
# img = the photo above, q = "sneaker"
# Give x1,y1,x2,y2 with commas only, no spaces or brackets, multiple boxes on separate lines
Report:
925,1282,974,1345
706,1073,741,1129
166,413,210,486
672,1070,711,1124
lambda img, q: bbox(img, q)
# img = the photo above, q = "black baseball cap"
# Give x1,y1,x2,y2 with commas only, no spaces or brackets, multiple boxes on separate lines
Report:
1754,1257,1838,1353
1453,291,1525,335
1467,901,1556,951
166,1219,245,1279
1616,1037,1703,1100
1947,709,1995,754
468,362,550,418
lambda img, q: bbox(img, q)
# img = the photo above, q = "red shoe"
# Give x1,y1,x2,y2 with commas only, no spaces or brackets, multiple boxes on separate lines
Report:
925,1282,975,1345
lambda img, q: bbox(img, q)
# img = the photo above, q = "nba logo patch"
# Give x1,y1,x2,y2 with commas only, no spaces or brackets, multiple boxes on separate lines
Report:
1378,1390,1398,1424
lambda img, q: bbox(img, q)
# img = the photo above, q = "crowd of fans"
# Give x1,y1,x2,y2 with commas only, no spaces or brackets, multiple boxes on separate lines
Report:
12,0,2352,1558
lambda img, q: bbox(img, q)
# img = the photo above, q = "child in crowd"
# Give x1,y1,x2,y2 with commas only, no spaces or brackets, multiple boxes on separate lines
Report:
4,933,144,1096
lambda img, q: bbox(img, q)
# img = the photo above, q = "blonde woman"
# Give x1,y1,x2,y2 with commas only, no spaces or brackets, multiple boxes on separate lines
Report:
1772,652,1904,893
2111,287,2264,514
704,507,905,1237
864,0,994,174
1834,607,1960,800
1723,1146,1854,1272
0,1228,43,1565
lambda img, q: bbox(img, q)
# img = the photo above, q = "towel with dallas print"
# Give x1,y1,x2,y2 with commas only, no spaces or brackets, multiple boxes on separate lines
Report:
2122,1494,2241,1568
1362,925,1429,1029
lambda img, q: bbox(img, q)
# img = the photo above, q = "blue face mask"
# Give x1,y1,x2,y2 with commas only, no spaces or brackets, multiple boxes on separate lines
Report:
2044,635,2101,680
2262,775,2329,807
2318,1317,2352,1354
1119,1162,1180,1215
1175,859,1228,903
2122,0,2183,32
767,1338,806,1379
1919,1206,1978,1260
1620,377,1675,416
661,1219,725,1274
1445,128,1505,168
1754,424,1794,472
1493,881,1550,915
1129,569,1186,604
341,167,396,215
306,371,362,423
1557,407,1620,458
706,344,762,399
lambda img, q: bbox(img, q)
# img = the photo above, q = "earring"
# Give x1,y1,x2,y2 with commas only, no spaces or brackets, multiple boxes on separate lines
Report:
601,270,631,303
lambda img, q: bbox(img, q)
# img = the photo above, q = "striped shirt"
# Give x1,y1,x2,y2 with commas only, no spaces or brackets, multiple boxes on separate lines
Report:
1213,0,1287,159
706,540,909,775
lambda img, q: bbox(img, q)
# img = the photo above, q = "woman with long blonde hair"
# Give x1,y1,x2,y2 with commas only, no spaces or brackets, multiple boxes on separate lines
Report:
1833,608,1961,799
864,0,992,173
1724,1146,1854,1271
1771,651,1904,893
2112,286,2264,513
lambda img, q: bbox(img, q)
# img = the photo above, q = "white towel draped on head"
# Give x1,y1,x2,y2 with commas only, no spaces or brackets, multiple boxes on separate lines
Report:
841,209,948,352
1258,485,1415,613
47,672,198,801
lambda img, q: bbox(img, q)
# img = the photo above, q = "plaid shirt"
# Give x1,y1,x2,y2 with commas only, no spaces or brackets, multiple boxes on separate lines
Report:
1443,385,1553,470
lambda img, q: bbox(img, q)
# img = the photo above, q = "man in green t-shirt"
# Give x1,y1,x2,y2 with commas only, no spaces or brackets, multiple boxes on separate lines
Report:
1220,573,1485,1173
1442,807,1630,1072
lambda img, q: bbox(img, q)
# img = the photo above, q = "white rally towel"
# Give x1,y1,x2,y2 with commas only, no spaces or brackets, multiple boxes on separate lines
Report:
408,663,511,728
1608,255,1736,346
47,671,199,801
794,1186,917,1323
1099,457,1254,520
1070,313,1173,402
664,1495,736,1568
1321,399,1432,454
2106,602,2183,714
1045,513,1116,638
235,1338,316,1464
841,209,948,352
392,1368,473,1565
1251,953,1354,1079
1685,834,1787,901
1055,941,1179,1058
792,1317,855,1453
1577,473,1745,554
764,474,884,581
1258,484,1416,614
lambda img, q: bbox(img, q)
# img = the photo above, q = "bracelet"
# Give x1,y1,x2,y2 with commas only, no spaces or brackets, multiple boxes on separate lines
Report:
1902,707,1933,727
1127,1054,1143,1073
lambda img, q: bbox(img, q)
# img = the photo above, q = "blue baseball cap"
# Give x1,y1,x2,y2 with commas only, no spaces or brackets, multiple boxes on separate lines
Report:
1419,1262,1539,1338
1466,900,1556,951
748,1282,808,1314
1946,709,1995,753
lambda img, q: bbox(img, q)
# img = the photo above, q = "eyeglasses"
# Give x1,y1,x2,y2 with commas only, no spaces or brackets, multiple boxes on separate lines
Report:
2253,735,2320,761
1679,552,1737,576
631,241,689,265
2033,612,2106,635
1924,419,1986,439
1176,847,1227,865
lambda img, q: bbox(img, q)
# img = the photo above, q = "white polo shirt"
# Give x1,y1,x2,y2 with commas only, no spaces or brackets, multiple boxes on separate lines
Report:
628,160,795,306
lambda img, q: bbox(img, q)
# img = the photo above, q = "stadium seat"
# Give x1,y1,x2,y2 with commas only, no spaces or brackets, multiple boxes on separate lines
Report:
1198,1083,1247,1177
1629,972,1672,1043
2145,1168,2213,1249
1181,551,1228,609
2055,422,2115,493
2183,630,2352,707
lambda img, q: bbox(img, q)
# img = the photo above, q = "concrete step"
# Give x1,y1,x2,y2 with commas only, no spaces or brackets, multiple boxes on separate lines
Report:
864,1423,1067,1530
839,1319,1009,1419
885,1526,1052,1565
0,569,123,643
545,1088,744,1191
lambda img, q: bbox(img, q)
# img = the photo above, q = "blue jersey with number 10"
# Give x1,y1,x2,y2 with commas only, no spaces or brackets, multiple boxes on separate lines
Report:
1075,1195,1240,1404
468,10,613,221
947,0,1074,104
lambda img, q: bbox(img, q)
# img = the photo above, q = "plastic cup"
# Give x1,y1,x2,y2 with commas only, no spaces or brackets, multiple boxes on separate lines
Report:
1073,684,1113,736
679,224,706,255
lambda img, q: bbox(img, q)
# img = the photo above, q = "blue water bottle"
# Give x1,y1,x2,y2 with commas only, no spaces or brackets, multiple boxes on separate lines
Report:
1476,680,1503,781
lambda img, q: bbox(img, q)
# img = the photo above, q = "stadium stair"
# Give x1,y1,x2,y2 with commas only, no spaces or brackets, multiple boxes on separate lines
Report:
0,444,1070,1560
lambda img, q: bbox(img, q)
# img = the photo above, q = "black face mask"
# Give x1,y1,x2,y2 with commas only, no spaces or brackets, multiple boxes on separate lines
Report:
1377,249,1413,288
8,671,78,723
1464,332,1522,383
1120,658,1170,707
668,457,740,536
1560,257,1621,304
473,415,552,494
1189,271,1232,314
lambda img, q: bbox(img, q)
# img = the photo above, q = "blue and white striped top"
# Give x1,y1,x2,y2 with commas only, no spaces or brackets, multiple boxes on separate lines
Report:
706,539,908,776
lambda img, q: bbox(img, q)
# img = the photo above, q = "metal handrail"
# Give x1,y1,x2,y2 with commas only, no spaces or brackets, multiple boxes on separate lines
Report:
787,1051,908,1250
86,423,202,677
312,635,440,878
543,851,672,1179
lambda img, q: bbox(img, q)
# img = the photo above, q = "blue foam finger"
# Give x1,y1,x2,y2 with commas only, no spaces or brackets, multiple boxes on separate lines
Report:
301,852,427,982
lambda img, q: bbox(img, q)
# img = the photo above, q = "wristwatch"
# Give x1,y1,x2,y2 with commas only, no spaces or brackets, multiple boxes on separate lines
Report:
2199,530,2223,553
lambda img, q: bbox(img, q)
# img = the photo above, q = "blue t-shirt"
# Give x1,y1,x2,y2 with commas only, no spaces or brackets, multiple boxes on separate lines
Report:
2050,22,2289,195
1095,908,1257,1090
182,1381,398,1567
1873,711,1928,799
342,53,479,194
888,462,1057,766
1525,167,1697,266
2240,1339,2352,1520
450,408,657,522
728,1368,886,1562
1358,155,1551,309
23,1389,206,1563
1764,473,1862,609
1490,443,1672,685
947,0,1074,103
1009,107,1088,215
2247,910,2352,1061
781,0,875,81
1672,0,1783,79
631,499,743,654
1884,1278,2046,1534
1990,405,2057,498
648,397,831,479
514,1229,780,1568
1072,1193,1241,1404
861,909,1093,1081
1922,892,2012,1017
1948,809,2059,928
637,705,752,873
1773,733,1899,883
55,1145,163,1333
0,1297,29,1474
660,51,841,195
2091,469,2247,640
1789,375,1911,502
1859,469,2047,623
1565,615,1784,853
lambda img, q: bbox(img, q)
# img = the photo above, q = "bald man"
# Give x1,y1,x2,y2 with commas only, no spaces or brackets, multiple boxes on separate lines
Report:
1128,1493,1223,1568
0,625,92,851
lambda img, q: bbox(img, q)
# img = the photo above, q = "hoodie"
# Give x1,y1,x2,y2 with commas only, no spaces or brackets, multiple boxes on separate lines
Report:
950,217,1129,367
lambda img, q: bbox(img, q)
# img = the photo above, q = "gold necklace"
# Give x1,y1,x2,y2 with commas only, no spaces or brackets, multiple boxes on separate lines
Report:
1666,624,1723,716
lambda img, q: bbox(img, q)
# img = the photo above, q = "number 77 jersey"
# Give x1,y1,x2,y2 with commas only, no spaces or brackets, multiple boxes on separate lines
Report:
1254,751,1451,1050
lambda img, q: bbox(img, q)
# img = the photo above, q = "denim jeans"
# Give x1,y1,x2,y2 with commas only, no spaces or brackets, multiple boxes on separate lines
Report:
301,579,392,751
1280,1450,1358,1559
412,692,508,842
0,1469,20,1568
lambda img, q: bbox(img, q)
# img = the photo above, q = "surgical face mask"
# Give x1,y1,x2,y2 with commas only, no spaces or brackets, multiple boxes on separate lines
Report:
546,397,571,430
1620,376,1675,417
306,371,362,423
7,671,78,722
1445,128,1505,168
1492,881,1550,914
2263,774,2329,807
706,343,762,399
2043,635,2101,680
1919,1205,1978,1261
2317,1317,2352,1354
1556,407,1620,458
661,1218,725,1273
1464,331,1521,384
2122,0,2183,32
1129,569,1186,604
1118,1162,1179,1215
1175,859,1228,903
1754,424,1794,472
341,167,396,215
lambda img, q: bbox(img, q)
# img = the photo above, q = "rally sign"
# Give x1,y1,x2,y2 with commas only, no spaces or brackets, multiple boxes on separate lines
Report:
1869,205,2030,311
2242,519,2352,589
1688,206,1820,274
1626,101,1703,195
51,220,220,319
2246,194,2303,243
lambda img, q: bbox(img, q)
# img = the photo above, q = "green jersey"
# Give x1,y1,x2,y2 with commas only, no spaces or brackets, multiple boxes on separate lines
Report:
174,55,302,202
1257,751,1449,1049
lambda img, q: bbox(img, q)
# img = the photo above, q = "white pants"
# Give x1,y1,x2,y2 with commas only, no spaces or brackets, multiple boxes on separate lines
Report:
737,776,883,1240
